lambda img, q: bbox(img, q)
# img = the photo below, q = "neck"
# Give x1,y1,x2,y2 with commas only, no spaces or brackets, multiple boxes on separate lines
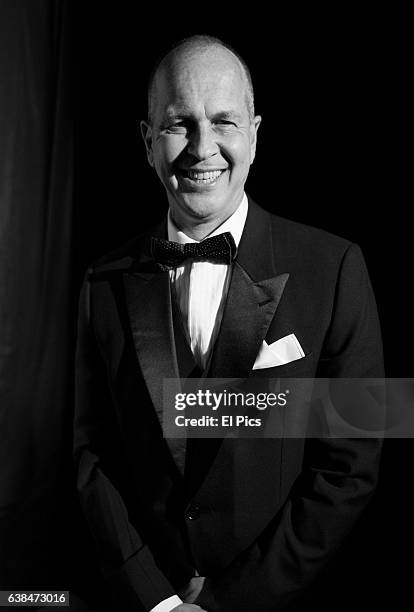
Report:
169,199,244,241
171,218,224,241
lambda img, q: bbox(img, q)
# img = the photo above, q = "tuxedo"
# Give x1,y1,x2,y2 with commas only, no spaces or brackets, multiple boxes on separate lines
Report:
74,197,384,611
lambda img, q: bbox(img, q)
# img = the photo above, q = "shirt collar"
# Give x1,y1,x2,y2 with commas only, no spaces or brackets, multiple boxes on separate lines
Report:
167,193,248,247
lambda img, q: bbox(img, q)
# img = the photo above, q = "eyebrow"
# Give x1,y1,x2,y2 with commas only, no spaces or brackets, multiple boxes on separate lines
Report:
211,110,244,122
162,111,188,121
162,109,245,123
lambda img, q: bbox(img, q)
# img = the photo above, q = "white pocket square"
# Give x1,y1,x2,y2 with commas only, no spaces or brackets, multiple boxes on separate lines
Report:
253,334,305,370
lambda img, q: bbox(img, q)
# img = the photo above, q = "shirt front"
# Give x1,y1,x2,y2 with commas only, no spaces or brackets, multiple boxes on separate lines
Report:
168,193,248,371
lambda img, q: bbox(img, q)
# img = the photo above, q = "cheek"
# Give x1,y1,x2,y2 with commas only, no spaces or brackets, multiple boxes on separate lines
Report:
221,137,252,171
154,137,187,169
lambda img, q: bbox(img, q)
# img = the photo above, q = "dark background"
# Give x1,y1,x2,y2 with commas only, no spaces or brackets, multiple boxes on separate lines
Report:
0,1,411,609
75,7,411,374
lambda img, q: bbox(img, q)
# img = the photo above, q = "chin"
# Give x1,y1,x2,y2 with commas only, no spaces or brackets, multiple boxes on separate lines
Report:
178,194,225,220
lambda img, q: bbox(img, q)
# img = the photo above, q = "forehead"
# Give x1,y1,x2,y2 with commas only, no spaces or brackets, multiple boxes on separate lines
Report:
153,48,249,118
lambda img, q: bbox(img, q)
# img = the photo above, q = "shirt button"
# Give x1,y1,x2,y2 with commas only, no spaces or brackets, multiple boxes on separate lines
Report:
185,503,201,520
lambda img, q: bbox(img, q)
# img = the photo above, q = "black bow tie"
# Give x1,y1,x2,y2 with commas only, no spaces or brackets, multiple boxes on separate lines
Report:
151,232,237,270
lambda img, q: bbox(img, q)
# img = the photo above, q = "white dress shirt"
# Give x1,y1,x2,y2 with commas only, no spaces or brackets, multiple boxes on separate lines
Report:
149,194,248,612
168,193,248,370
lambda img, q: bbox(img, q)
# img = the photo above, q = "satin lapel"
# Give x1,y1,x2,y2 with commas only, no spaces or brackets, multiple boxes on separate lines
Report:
122,219,181,430
185,200,290,499
208,199,289,378
207,264,289,378
123,270,180,428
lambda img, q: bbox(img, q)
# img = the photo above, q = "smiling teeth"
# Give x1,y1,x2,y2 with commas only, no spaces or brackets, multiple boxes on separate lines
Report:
187,169,224,183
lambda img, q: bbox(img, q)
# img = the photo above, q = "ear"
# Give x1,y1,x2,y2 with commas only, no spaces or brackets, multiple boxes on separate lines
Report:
249,115,262,164
140,120,154,167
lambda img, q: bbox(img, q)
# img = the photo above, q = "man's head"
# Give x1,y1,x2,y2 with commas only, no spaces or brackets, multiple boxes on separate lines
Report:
141,35,261,237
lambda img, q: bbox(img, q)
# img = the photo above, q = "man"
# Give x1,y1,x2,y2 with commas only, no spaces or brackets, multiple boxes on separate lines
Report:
74,35,384,611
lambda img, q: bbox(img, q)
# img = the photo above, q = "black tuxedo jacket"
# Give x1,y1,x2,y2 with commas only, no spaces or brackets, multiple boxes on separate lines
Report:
74,197,384,611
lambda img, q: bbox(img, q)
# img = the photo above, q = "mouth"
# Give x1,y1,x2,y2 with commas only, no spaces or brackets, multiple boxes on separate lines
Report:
178,168,227,186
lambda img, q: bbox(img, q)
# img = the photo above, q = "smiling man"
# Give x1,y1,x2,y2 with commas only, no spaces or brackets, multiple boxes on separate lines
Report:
141,41,261,240
74,35,384,611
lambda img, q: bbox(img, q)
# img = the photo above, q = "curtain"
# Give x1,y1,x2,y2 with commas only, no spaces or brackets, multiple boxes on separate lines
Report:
0,0,83,590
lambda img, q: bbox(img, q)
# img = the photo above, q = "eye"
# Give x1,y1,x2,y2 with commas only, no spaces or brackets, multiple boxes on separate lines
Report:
165,122,188,133
213,119,239,131
214,119,237,126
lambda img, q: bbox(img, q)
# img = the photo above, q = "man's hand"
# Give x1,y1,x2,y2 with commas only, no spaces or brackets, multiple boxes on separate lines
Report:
179,576,206,604
171,605,207,611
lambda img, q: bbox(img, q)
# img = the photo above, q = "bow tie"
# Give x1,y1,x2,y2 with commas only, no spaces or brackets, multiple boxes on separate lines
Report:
151,232,237,270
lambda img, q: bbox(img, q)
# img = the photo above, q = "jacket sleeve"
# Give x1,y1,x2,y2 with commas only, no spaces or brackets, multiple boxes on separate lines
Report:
196,243,384,611
73,271,176,612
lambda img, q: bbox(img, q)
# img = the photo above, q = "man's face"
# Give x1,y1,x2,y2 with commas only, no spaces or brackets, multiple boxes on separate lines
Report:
141,48,261,230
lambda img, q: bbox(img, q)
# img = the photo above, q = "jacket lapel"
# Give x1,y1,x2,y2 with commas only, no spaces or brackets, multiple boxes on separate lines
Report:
208,198,289,378
123,222,181,429
185,199,290,501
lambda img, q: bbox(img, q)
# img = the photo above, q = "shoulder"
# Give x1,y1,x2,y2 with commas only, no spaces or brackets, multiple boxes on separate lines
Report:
248,197,359,268
245,198,371,297
85,227,158,281
270,211,352,256
91,236,145,272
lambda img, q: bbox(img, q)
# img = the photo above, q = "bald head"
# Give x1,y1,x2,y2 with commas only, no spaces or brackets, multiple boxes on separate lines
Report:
147,35,255,123
140,34,261,239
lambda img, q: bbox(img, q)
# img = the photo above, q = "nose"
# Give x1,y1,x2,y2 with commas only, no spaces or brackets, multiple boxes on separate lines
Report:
187,122,218,160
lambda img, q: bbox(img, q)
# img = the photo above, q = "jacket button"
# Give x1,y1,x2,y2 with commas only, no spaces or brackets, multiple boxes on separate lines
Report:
185,503,200,520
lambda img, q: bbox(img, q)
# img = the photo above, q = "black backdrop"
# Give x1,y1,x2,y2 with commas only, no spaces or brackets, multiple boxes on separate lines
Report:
0,1,411,609
75,7,412,373
74,10,412,607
